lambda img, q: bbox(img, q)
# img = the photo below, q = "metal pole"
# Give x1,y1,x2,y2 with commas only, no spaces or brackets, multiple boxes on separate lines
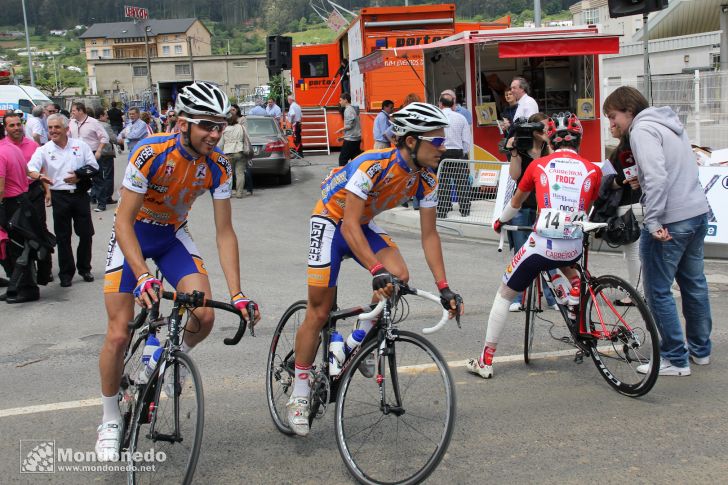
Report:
52,55,59,92
187,36,195,81
21,0,35,86
534,0,542,28
144,26,153,93
643,13,651,103
694,70,701,146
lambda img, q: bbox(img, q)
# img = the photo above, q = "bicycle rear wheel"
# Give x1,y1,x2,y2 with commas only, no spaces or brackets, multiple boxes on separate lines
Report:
584,275,660,397
128,350,204,485
524,280,537,364
335,330,456,485
266,300,307,435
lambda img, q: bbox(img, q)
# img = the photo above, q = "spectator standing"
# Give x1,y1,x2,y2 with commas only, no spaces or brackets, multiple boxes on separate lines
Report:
0,118,36,303
118,107,148,154
94,109,120,212
248,101,266,116
0,112,52,286
164,110,179,134
510,77,539,123
28,114,98,287
603,86,712,376
441,89,473,125
24,106,47,145
265,98,282,122
502,88,518,126
436,94,472,218
218,104,253,198
336,93,361,166
68,103,108,205
287,95,304,157
106,102,124,135
43,103,61,134
140,112,156,135
402,93,421,107
373,100,395,149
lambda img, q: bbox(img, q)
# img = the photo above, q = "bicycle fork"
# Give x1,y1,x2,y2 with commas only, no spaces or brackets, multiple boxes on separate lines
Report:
375,329,405,417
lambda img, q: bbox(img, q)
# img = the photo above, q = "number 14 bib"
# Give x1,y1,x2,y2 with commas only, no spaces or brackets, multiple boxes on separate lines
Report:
535,209,586,239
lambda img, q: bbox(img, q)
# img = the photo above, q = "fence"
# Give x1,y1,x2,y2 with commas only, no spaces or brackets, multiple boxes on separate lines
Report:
435,159,508,226
603,70,728,151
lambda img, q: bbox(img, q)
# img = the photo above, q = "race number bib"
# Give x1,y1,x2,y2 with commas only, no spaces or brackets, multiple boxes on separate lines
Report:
535,209,586,239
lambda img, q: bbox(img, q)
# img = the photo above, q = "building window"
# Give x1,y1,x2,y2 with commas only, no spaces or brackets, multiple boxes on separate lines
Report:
162,46,170,56
584,8,599,25
133,65,148,76
300,54,328,78
90,49,98,58
102,48,111,58
233,61,249,68
91,39,97,45
711,53,720,70
175,64,191,76
175,45,183,55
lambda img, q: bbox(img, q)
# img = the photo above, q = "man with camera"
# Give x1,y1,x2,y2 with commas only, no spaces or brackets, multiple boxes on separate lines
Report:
502,113,559,312
436,95,472,218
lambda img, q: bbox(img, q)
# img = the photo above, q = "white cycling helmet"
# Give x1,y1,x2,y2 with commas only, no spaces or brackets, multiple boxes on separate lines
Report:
175,81,231,118
390,102,449,136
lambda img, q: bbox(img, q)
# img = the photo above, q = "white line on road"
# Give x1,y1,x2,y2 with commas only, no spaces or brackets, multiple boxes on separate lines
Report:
1,348,587,418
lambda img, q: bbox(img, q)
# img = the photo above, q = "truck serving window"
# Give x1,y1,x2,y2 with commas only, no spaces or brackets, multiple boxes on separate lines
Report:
300,55,328,78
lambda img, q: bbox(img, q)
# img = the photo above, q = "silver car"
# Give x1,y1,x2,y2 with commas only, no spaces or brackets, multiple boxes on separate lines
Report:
245,116,292,185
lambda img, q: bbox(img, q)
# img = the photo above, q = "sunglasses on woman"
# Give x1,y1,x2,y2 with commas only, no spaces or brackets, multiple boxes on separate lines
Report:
417,136,447,148
179,116,227,132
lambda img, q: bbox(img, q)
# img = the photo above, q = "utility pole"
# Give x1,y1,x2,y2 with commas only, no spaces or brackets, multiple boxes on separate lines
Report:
143,24,153,94
534,0,542,27
643,13,651,103
21,0,35,86
187,36,195,81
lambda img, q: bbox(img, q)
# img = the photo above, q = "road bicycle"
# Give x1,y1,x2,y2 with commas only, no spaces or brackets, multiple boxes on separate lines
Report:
266,279,459,485
499,221,660,397
119,289,253,485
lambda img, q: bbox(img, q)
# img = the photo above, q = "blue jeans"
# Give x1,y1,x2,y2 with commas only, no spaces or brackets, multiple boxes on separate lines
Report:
507,208,557,306
640,213,712,367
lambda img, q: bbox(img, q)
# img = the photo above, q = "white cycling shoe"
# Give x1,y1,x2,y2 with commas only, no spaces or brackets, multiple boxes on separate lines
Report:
286,396,311,437
466,358,493,379
95,420,122,462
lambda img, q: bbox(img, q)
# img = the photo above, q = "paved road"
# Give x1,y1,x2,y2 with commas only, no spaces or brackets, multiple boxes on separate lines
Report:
1,153,726,484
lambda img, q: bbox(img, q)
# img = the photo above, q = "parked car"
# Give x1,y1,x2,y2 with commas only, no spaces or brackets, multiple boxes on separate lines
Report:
245,116,291,185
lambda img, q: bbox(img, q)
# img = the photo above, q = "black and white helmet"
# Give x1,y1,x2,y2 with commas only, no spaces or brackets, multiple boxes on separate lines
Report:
390,102,449,136
175,81,231,118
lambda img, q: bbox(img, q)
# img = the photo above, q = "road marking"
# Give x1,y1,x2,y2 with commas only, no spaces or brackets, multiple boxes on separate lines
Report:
0,348,608,417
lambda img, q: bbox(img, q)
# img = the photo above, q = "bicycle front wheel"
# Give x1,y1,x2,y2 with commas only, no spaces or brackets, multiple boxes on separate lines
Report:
524,280,537,364
266,300,307,435
585,275,660,397
128,350,204,485
335,330,456,485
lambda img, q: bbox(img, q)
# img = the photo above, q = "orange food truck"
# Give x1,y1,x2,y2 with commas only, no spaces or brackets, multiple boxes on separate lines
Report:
374,26,620,162
290,3,510,152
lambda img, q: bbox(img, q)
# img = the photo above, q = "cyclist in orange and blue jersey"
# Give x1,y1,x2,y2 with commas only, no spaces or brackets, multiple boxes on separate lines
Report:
288,102,465,437
95,82,261,461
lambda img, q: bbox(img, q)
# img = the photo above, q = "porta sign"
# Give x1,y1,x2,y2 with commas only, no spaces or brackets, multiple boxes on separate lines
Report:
124,5,149,20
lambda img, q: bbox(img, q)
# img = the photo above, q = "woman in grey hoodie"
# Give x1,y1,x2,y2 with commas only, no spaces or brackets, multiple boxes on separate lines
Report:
603,86,712,377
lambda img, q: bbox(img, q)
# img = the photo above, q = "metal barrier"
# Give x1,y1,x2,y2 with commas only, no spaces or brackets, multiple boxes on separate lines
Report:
435,159,508,226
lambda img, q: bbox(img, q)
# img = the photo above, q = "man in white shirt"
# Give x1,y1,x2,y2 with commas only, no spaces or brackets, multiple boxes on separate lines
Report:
510,77,539,123
437,95,473,218
440,89,472,125
24,106,48,145
286,95,303,157
28,113,99,287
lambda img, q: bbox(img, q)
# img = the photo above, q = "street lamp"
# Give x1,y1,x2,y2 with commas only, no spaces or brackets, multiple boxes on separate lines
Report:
21,0,35,86
143,25,153,94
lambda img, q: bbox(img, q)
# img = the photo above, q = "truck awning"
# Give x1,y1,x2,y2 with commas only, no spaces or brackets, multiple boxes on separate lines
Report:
498,36,619,58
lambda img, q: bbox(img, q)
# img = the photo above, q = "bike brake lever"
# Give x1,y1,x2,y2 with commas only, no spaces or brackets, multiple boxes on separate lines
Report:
246,301,256,337
454,296,463,328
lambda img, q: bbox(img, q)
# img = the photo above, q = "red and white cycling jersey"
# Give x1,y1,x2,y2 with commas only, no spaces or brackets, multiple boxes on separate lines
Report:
518,149,602,239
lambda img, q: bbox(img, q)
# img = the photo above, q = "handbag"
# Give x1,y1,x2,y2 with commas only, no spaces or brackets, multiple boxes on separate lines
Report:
603,207,641,247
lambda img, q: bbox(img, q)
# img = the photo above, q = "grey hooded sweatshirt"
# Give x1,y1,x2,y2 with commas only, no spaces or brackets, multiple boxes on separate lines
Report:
628,106,709,234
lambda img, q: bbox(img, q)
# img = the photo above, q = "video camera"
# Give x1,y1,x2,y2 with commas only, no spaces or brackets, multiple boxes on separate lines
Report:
510,118,546,153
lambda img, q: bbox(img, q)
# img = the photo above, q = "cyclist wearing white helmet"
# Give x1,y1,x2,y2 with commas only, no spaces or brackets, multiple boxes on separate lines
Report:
95,81,261,461
288,102,464,437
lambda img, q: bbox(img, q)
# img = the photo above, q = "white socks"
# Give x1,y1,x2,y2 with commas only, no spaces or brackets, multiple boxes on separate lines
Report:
483,292,511,354
181,341,193,354
293,364,312,397
102,393,121,423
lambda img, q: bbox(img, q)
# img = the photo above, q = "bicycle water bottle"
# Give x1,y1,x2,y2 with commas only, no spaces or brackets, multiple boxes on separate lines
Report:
549,272,570,305
329,332,345,376
345,329,366,355
138,334,160,384
567,286,580,321
142,347,164,381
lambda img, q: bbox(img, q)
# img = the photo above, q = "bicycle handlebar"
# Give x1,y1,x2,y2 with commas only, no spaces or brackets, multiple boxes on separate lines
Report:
356,281,452,335
497,225,533,252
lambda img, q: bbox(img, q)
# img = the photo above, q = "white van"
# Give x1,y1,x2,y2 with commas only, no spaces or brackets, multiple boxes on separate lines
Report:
0,85,52,118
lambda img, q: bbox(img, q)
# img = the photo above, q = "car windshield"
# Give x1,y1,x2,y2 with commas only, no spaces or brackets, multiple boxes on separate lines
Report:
246,118,278,136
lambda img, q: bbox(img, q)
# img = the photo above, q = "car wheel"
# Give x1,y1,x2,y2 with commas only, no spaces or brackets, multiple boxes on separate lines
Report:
279,168,292,185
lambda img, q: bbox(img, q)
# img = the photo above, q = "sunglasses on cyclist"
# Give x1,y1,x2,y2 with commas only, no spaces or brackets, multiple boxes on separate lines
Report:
417,136,447,148
179,117,227,132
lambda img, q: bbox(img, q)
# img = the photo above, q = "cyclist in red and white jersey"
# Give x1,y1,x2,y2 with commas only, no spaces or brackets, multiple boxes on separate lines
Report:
467,113,602,379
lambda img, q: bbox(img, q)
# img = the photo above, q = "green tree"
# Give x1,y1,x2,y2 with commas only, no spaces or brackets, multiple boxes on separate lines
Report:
267,73,291,107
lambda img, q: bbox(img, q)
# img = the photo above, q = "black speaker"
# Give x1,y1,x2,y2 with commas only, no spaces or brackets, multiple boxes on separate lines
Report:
266,35,293,76
608,0,668,18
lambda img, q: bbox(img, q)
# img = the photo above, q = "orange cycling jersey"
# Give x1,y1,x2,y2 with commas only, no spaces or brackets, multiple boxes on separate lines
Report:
122,134,232,228
313,148,438,223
